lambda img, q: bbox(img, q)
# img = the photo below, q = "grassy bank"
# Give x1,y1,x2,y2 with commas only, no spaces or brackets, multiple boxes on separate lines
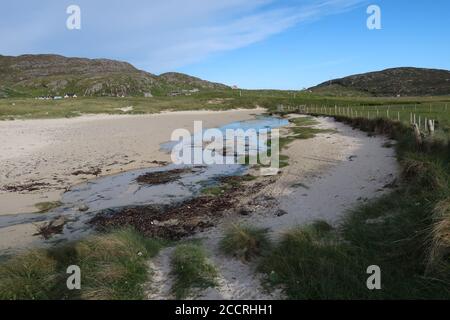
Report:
0,228,163,300
2,91,449,122
260,115,450,299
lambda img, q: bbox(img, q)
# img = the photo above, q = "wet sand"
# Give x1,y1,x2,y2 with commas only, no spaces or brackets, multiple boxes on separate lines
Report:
0,109,264,216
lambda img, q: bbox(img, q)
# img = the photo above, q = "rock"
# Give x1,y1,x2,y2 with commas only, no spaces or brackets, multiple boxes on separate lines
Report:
275,209,288,217
239,208,251,216
152,219,179,227
78,204,89,212
52,217,67,228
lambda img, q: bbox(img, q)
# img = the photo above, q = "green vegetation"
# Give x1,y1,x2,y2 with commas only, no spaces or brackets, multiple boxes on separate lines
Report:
220,224,271,262
170,243,217,299
278,154,290,168
0,228,163,300
260,222,368,299
0,55,229,99
285,116,334,143
34,201,62,213
2,88,450,127
261,115,450,299
201,186,225,196
273,98,450,132
309,67,450,97
0,95,253,120
272,116,334,169
200,175,257,197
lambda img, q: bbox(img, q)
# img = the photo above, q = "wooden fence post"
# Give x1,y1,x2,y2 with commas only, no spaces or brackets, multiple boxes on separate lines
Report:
413,123,422,145
428,119,435,135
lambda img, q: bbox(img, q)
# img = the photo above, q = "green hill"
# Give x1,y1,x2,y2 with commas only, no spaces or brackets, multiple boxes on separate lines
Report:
0,54,229,98
309,67,450,97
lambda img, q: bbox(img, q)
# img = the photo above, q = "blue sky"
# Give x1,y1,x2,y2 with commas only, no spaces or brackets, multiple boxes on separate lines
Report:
1,0,449,89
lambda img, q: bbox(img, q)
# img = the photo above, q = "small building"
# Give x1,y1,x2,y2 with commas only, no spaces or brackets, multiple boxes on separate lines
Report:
64,93,78,99
144,92,153,98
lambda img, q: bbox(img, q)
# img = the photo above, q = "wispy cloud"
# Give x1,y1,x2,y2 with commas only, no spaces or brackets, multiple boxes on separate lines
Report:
0,0,365,72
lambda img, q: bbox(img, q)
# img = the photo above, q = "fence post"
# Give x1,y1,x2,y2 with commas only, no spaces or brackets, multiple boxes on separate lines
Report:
428,119,435,135
413,123,422,145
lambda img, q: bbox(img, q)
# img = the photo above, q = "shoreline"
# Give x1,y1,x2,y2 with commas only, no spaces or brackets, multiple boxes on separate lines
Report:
0,113,401,299
146,116,399,299
0,108,264,216
0,113,399,267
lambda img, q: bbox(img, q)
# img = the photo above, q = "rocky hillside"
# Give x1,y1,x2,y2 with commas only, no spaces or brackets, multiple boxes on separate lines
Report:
310,67,450,97
158,72,229,90
0,54,229,97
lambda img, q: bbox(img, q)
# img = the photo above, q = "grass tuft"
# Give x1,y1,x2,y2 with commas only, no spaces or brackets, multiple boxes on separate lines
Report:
0,228,163,300
170,243,217,299
220,224,271,261
428,198,450,274
0,250,59,300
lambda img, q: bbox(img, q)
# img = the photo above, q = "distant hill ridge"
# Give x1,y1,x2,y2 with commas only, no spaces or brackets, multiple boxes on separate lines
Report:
309,67,450,97
0,54,229,97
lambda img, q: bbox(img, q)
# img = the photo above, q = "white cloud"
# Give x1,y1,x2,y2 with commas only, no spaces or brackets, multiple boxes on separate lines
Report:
0,0,365,72
124,0,367,72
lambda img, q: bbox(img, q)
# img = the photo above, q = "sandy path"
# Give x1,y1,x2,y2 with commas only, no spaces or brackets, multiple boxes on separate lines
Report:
0,109,263,216
146,247,175,300
250,116,399,233
145,116,398,300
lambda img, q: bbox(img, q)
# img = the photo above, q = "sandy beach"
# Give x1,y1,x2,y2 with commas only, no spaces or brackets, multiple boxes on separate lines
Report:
1,111,399,298
0,109,264,216
145,116,399,300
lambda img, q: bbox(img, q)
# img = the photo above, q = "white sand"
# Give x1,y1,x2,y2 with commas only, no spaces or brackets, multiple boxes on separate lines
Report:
0,109,264,216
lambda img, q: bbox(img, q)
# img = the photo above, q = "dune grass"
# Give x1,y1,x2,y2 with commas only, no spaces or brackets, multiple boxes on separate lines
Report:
220,224,271,262
260,222,371,299
0,228,164,300
170,243,217,299
261,115,450,299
